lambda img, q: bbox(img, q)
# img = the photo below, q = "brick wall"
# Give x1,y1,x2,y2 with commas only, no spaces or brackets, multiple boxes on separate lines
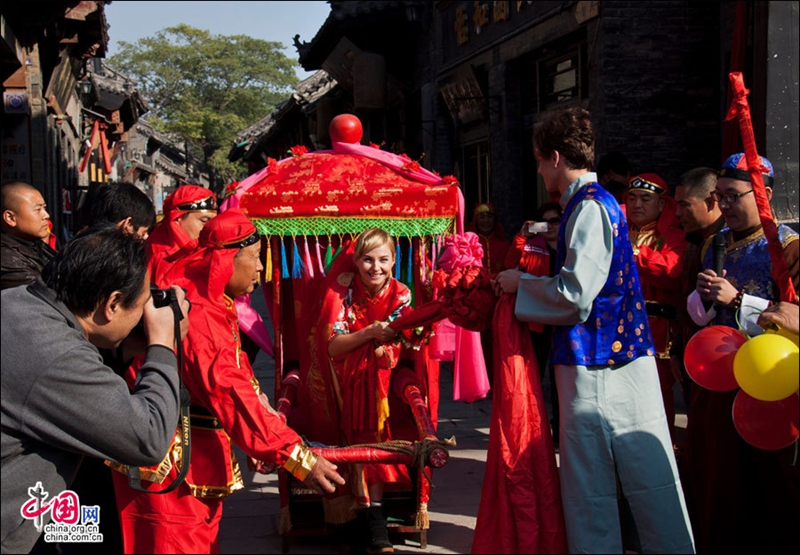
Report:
591,1,722,187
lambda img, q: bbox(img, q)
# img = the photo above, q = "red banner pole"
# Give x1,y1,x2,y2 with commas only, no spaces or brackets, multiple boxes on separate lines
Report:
725,72,797,303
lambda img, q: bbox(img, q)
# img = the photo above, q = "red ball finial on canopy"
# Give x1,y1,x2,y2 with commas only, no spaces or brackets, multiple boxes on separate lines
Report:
329,114,363,144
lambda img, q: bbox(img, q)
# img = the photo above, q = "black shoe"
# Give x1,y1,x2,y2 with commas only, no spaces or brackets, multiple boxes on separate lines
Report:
363,506,393,554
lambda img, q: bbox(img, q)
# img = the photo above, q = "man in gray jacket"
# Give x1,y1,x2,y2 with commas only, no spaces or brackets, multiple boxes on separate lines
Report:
1,224,189,553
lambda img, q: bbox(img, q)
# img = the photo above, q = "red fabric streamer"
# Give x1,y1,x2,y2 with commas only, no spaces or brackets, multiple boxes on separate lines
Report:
390,299,445,334
472,294,567,554
726,72,797,303
390,266,497,335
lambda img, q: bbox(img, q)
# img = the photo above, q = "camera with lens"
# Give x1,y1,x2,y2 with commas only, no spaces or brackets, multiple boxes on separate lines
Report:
150,285,176,309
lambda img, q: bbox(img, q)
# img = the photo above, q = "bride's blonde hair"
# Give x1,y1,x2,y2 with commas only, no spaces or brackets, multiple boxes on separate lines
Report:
353,227,395,260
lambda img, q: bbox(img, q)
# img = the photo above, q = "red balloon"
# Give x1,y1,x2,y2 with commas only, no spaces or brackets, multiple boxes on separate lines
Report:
329,114,363,144
732,390,799,450
684,325,747,391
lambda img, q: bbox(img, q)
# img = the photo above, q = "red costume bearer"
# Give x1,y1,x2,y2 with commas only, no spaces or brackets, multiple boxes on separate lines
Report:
122,185,219,394
468,202,510,275
627,174,688,444
111,210,313,554
145,184,217,277
468,202,510,384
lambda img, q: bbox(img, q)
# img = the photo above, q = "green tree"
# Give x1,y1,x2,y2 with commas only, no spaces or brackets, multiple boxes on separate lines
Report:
108,24,297,189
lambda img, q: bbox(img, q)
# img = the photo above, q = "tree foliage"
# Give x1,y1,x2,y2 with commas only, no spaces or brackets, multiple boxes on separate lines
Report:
108,24,298,185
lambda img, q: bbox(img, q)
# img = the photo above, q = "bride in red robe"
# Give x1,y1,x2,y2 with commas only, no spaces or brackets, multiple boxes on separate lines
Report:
321,227,414,554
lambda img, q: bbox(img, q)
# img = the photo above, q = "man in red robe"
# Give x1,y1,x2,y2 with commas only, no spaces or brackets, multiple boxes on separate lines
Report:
111,209,344,554
121,185,219,392
671,167,725,408
146,184,217,277
626,173,687,445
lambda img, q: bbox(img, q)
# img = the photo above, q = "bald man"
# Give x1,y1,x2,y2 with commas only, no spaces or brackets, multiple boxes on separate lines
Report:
1,181,56,289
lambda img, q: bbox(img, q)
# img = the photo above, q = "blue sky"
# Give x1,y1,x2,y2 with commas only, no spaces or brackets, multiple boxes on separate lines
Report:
104,1,332,78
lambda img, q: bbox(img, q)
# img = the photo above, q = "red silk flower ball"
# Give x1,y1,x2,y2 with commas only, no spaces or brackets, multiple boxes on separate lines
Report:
440,266,496,332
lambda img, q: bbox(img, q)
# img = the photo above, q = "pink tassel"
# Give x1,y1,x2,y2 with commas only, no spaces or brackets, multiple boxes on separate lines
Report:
315,236,326,276
421,237,427,283
453,327,490,402
303,237,314,278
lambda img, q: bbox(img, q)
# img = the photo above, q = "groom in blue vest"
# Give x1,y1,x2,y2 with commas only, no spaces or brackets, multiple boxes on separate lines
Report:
493,107,694,553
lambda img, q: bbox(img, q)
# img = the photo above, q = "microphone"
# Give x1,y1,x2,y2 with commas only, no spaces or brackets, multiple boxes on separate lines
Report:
712,234,726,277
712,234,726,310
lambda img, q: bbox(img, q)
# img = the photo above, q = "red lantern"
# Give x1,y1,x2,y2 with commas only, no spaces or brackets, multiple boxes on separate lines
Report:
329,114,363,144
732,390,799,450
684,325,747,391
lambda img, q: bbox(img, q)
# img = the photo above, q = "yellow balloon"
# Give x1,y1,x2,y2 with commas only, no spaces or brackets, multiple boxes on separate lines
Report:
733,334,799,401
766,326,800,346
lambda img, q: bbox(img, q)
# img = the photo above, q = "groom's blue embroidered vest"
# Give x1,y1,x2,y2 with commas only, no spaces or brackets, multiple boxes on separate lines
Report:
551,183,655,366
700,224,798,329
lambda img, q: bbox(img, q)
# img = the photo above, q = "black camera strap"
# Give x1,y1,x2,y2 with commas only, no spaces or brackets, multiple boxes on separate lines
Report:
127,294,191,494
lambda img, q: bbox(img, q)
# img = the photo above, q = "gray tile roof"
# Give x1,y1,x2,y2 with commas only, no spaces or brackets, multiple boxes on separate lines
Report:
87,60,149,117
232,70,338,157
